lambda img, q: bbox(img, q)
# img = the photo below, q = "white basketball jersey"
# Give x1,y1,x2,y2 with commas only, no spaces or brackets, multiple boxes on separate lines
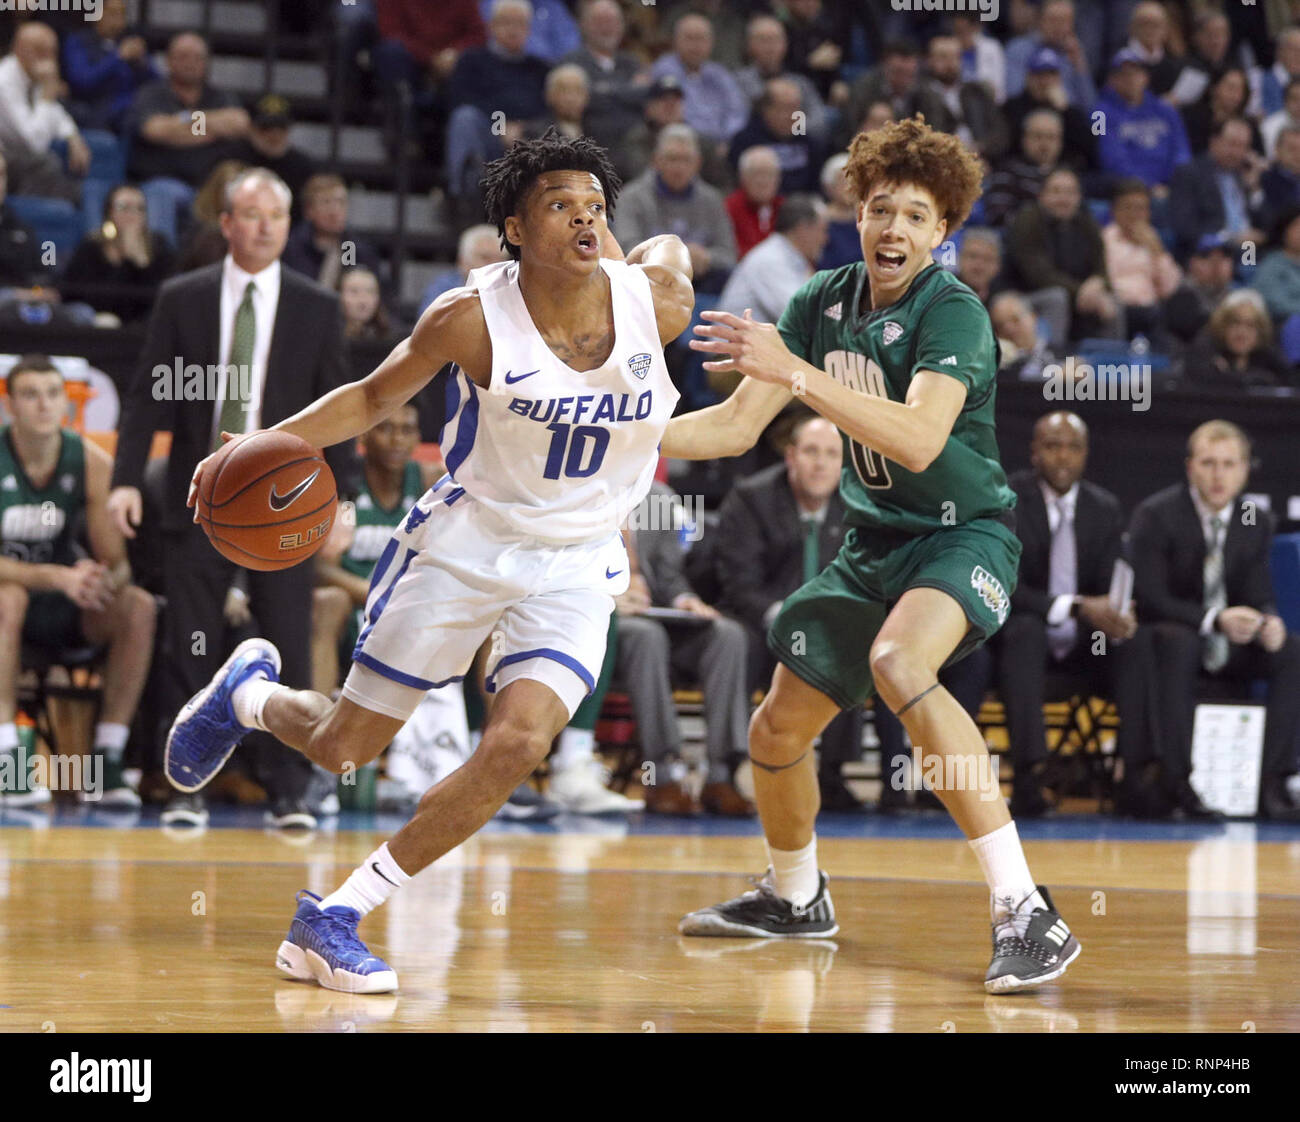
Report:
438,258,679,544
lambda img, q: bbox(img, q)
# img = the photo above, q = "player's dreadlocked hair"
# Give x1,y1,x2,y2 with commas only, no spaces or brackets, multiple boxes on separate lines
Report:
843,116,985,231
481,127,622,261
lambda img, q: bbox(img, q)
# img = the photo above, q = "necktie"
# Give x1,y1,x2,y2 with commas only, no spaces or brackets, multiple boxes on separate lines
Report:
1203,514,1229,672
1046,495,1077,660
802,517,820,584
218,280,256,450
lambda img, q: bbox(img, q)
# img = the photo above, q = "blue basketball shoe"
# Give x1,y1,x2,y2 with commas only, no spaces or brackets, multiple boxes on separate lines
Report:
165,637,281,793
276,890,399,993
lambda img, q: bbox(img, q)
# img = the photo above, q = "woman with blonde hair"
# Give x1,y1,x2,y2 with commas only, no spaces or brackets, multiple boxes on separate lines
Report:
174,159,249,272
1184,289,1292,387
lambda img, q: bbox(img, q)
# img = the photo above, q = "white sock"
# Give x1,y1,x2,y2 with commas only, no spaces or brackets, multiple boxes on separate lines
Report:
94,722,129,760
553,727,594,772
230,673,282,731
318,843,411,916
767,835,820,908
968,821,1044,920
0,722,18,752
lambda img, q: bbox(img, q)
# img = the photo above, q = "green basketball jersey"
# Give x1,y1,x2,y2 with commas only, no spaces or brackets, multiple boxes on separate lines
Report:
341,460,425,580
0,426,86,565
777,261,1014,535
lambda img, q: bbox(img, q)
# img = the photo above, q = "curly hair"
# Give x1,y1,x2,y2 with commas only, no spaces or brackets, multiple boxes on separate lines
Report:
481,127,622,261
843,116,985,231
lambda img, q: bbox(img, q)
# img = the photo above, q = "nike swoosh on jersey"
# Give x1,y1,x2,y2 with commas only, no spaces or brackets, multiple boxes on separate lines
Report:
268,468,321,512
606,568,622,579
503,369,540,384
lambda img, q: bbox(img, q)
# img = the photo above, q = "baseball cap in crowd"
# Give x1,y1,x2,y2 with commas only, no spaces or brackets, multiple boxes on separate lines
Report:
253,93,292,128
1109,47,1146,71
1193,233,1230,255
647,75,685,99
1028,47,1063,73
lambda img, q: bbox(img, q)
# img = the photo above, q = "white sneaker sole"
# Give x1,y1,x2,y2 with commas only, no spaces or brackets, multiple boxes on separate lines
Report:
2,787,52,807
275,940,399,994
678,911,840,939
166,637,281,793
984,939,1082,993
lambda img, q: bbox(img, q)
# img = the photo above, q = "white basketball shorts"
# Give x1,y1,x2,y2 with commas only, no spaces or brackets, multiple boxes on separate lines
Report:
341,479,630,722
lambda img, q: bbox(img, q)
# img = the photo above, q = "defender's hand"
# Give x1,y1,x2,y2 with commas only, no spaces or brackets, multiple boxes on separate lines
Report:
690,309,795,384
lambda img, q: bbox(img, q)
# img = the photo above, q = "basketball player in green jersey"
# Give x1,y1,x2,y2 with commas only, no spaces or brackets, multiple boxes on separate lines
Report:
663,118,1081,992
0,356,157,807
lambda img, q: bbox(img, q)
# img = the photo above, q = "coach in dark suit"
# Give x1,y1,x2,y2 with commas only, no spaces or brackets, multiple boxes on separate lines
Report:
106,167,355,828
1130,420,1300,821
996,412,1159,817
1167,118,1266,259
712,416,870,811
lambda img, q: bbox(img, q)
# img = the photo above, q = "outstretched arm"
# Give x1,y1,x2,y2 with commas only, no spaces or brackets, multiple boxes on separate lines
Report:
660,374,790,460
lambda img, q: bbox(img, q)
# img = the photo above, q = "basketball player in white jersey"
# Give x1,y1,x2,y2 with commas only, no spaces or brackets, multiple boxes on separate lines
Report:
166,131,694,992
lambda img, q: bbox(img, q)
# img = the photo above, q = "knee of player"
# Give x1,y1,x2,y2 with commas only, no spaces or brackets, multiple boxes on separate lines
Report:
869,641,928,705
0,582,29,629
122,586,157,631
748,697,801,758
479,722,553,779
311,586,353,631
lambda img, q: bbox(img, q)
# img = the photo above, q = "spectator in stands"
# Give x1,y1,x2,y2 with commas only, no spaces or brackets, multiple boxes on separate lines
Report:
0,22,89,203
1103,178,1182,339
0,151,42,289
727,77,824,197
562,0,646,155
922,34,1008,162
1251,206,1300,322
0,355,157,809
956,227,1007,305
984,108,1066,229
419,222,507,314
1002,47,1095,174
478,0,578,63
841,41,947,151
725,145,782,261
619,481,755,817
1262,79,1300,160
1260,123,1300,233
1095,48,1191,197
1182,289,1291,389
649,13,748,152
951,12,1007,104
127,32,250,244
817,151,859,271
282,173,385,294
443,0,550,221
61,184,176,325
1256,27,1300,119
1163,234,1238,349
174,158,249,273
711,415,868,812
1130,419,1300,821
716,192,827,348
229,95,316,221
339,266,395,341
1005,0,1096,108
995,411,1147,817
1005,168,1121,342
523,63,588,141
61,0,157,133
991,290,1058,381
1120,1,1183,97
1168,117,1267,260
735,14,829,145
778,0,852,105
1167,11,1246,108
1181,67,1262,158
106,168,355,831
610,73,684,185
662,0,748,72
615,124,736,293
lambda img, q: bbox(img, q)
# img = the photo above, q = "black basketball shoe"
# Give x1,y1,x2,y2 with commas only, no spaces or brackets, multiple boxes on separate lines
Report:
984,885,1081,993
678,869,838,938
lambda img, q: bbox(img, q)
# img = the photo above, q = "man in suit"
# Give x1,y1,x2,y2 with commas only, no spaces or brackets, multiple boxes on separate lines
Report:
996,412,1157,817
712,416,866,811
1130,420,1300,822
618,480,754,817
1168,117,1267,260
105,167,355,830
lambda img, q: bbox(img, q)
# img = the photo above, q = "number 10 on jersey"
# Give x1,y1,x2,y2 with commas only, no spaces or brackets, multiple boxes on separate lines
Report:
542,422,610,479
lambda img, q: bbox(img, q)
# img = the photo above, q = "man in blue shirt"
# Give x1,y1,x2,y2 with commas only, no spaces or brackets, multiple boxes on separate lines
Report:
1095,48,1191,197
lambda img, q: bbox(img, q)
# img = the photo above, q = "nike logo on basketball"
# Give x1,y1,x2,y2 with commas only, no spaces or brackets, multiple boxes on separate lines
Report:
371,862,397,887
606,568,622,578
268,468,321,511
503,369,540,384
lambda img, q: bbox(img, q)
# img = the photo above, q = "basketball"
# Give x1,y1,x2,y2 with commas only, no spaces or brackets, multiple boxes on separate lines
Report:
196,430,337,571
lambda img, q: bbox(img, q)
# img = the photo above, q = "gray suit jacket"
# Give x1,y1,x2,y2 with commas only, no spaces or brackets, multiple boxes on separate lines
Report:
630,481,694,608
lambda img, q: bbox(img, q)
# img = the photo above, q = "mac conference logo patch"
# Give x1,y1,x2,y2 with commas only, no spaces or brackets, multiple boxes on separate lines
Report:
882,321,903,345
628,352,652,380
970,565,1009,624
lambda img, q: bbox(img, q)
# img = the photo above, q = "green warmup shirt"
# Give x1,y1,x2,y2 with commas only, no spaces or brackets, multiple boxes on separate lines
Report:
341,460,426,581
0,426,86,566
776,261,1015,534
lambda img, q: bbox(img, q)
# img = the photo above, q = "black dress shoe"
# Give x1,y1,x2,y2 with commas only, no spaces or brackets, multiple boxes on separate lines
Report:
1259,776,1300,822
1167,780,1225,823
1113,779,1173,820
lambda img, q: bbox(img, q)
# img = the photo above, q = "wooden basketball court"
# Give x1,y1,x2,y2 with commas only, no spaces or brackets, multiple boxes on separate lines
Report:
1,818,1296,1032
